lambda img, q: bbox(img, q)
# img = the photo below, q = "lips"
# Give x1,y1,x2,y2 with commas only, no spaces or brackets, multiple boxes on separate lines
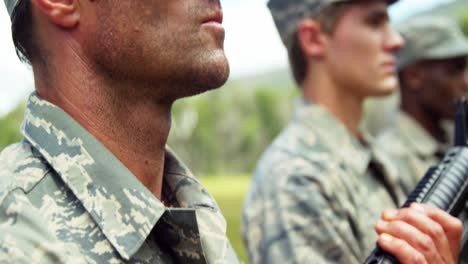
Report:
202,10,223,24
382,59,396,67
381,58,397,73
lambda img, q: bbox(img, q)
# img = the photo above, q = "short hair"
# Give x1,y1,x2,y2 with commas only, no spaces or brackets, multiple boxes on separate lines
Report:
288,2,352,85
11,0,37,65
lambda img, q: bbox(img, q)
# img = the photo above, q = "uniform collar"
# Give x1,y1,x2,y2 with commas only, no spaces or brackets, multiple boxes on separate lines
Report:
157,149,234,263
20,93,225,261
291,97,372,176
396,112,444,158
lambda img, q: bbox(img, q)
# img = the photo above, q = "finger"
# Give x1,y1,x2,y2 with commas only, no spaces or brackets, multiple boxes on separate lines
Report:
377,233,431,264
379,207,452,263
414,203,463,258
375,220,443,264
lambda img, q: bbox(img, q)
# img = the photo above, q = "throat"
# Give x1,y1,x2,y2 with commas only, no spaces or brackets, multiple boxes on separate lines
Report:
302,69,365,140
75,97,173,200
130,155,167,200
101,107,171,200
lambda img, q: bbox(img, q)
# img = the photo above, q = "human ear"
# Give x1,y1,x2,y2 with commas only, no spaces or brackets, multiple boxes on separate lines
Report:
297,19,326,58
31,0,80,28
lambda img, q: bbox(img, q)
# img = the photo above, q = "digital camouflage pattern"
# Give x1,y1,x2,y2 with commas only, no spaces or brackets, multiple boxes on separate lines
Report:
242,98,413,264
0,93,240,264
376,112,447,186
396,16,468,70
267,0,346,46
3,0,18,18
267,0,397,46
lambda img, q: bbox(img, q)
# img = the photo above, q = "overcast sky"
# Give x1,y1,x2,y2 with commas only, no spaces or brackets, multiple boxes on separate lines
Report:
0,0,458,116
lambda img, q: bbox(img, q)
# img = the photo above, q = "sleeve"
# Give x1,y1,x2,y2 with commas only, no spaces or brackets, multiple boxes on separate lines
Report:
0,189,80,264
244,159,363,264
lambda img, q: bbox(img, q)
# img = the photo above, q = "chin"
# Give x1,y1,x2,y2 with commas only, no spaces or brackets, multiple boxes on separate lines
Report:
209,54,231,88
373,77,399,97
174,51,230,99
198,52,230,89
374,87,397,97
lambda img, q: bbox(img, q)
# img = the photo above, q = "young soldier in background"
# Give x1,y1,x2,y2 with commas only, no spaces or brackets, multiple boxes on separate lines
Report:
242,0,463,263
377,16,468,192
377,15,468,264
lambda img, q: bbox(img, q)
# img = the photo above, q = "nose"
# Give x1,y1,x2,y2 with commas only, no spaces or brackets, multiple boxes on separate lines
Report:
384,27,405,52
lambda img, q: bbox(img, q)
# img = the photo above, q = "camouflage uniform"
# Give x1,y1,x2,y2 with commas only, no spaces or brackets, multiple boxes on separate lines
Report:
242,99,412,264
376,112,447,190
0,93,239,264
395,16,468,71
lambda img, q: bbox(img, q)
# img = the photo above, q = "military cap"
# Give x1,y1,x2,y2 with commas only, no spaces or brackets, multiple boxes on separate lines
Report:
268,0,398,46
4,0,19,19
397,16,468,70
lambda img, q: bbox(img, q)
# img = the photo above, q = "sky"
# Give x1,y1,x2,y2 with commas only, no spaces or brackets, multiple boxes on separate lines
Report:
0,0,458,116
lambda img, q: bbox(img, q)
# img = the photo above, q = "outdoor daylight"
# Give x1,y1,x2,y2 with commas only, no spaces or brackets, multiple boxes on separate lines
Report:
1,0,468,263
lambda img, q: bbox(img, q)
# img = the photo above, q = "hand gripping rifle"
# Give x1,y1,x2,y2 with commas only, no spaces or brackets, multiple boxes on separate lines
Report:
364,98,468,264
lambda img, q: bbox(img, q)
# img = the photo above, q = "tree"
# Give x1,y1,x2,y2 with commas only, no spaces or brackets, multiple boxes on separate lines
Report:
461,11,468,37
0,103,25,151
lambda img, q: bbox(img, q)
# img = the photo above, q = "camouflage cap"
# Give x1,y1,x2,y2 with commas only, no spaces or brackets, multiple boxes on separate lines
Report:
268,0,398,46
4,0,19,19
397,16,468,70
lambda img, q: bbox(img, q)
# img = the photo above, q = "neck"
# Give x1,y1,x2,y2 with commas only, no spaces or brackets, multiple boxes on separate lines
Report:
33,40,171,200
401,98,447,144
302,67,365,140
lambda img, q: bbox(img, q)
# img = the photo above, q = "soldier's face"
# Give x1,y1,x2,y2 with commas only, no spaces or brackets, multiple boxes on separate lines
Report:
418,57,468,120
81,0,230,100
322,0,404,98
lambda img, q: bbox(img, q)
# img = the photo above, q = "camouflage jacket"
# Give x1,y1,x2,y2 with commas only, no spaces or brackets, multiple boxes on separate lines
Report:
0,93,239,264
242,98,412,264
376,112,447,187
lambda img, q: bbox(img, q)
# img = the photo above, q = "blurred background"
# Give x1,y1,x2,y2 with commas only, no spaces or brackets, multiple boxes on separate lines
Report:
1,0,468,262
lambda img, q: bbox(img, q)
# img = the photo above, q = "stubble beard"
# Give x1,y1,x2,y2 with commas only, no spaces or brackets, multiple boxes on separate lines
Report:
172,50,230,100
87,4,230,103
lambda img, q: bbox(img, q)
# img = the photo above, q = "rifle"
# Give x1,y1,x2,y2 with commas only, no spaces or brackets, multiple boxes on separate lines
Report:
364,99,468,264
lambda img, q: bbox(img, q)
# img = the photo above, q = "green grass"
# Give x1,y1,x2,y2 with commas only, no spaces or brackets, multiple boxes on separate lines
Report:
200,175,251,263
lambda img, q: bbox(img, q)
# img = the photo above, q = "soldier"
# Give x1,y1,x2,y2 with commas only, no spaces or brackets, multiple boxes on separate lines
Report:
242,0,463,263
376,15,468,264
377,16,468,190
0,0,239,263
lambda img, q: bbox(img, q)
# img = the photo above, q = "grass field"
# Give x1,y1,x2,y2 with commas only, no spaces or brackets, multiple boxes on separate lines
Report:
200,175,251,263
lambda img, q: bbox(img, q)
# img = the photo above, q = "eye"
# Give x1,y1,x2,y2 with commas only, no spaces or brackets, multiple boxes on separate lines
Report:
447,60,467,75
365,12,388,28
